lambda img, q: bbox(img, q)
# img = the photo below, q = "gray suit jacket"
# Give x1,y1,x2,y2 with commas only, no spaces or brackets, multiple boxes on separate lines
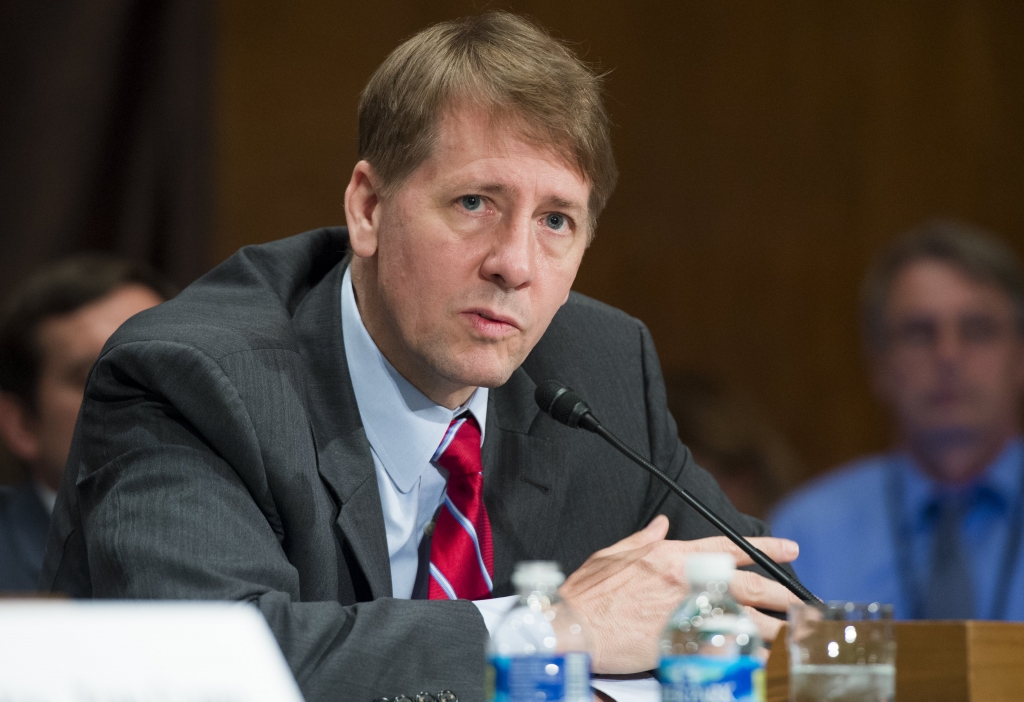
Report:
42,227,775,702
1,481,50,592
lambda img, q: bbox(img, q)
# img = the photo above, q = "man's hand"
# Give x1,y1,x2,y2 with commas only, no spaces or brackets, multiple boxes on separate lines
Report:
558,515,800,674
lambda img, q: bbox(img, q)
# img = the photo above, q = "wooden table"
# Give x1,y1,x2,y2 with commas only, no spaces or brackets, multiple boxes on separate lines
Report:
767,622,1024,702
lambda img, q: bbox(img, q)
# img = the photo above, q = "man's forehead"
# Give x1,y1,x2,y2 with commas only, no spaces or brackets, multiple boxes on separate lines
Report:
427,107,589,192
887,259,1015,317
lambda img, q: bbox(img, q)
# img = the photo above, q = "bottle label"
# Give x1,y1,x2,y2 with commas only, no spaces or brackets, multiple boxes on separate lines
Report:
487,652,590,702
658,655,765,702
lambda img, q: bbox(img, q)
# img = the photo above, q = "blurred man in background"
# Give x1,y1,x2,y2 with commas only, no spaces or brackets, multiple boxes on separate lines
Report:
0,256,170,591
772,220,1024,620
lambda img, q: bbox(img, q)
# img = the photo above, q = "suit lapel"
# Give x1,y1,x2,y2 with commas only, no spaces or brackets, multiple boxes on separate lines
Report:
483,368,567,596
292,251,393,599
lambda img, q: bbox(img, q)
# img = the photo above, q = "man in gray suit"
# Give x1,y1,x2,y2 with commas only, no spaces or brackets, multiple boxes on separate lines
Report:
42,12,799,701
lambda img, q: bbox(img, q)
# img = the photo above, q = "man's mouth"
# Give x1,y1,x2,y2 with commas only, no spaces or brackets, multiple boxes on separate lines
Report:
462,308,521,337
929,388,969,406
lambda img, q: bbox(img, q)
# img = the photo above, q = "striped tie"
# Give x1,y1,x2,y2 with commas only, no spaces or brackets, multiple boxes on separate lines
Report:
428,414,494,600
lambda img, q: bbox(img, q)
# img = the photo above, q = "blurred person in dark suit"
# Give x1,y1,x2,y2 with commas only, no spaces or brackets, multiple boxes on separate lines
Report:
0,256,170,592
772,221,1024,620
666,371,799,520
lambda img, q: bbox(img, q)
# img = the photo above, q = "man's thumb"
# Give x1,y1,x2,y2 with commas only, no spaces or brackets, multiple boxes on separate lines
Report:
641,513,670,541
597,514,670,556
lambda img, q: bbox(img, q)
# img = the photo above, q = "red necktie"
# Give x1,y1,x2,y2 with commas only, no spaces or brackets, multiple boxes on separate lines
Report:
428,414,494,600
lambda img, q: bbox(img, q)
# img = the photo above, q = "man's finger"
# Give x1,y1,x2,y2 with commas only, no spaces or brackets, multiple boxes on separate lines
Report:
743,537,799,564
593,514,670,557
730,571,802,612
744,606,785,645
670,535,799,565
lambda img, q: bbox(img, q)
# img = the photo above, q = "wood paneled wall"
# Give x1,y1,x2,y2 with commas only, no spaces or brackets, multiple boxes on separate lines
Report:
216,1,1024,484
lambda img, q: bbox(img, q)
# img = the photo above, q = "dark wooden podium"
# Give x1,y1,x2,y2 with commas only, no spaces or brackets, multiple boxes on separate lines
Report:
767,622,1024,701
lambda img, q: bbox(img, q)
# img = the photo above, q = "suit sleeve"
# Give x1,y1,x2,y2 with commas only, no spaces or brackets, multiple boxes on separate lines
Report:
42,340,488,702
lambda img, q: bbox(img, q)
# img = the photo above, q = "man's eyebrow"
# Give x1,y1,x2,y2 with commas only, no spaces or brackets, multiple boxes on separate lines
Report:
548,196,585,213
464,182,510,196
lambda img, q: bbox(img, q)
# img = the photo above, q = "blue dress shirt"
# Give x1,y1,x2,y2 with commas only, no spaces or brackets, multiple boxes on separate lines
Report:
770,438,1024,620
340,267,489,599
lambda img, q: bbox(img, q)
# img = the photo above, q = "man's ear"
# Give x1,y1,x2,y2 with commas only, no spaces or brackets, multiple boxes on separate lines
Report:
344,160,383,258
0,392,40,464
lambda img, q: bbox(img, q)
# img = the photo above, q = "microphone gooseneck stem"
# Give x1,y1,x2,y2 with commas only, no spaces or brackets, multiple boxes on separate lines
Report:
590,421,821,605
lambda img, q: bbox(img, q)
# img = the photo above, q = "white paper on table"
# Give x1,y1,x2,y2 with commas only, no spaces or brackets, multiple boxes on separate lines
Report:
0,600,304,702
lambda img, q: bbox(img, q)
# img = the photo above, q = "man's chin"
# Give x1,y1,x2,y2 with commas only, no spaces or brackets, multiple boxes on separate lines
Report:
455,366,518,390
438,352,522,391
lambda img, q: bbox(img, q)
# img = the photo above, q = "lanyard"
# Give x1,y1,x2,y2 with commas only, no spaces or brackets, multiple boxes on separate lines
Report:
885,458,1024,620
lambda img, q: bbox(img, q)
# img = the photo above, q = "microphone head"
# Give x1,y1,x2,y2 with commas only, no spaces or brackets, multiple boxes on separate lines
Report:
535,380,569,416
534,380,599,430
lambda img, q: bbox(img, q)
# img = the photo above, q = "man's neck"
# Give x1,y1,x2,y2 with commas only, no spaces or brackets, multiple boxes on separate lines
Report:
904,426,1016,485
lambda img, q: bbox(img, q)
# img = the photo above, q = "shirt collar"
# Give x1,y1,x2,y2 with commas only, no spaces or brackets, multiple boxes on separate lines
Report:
899,436,1024,527
340,266,488,494
33,480,56,515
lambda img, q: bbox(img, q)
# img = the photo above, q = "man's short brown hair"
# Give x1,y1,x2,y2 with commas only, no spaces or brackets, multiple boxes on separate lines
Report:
861,219,1024,352
358,11,618,230
0,255,175,411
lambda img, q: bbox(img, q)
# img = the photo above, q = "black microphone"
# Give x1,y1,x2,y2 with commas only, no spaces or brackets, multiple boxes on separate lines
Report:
535,380,820,605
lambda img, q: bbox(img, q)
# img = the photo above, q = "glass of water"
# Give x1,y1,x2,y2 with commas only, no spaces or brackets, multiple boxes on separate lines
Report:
787,601,895,702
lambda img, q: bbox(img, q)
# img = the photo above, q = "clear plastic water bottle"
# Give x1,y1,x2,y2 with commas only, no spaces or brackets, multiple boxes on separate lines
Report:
658,553,767,702
486,561,591,702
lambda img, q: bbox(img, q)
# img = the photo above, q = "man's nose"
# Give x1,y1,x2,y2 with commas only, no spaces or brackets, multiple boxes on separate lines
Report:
480,214,534,290
935,324,965,364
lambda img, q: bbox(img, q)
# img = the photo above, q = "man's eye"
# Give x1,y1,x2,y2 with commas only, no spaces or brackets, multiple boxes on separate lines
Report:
961,316,1000,343
893,320,935,347
460,195,483,211
545,213,567,231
